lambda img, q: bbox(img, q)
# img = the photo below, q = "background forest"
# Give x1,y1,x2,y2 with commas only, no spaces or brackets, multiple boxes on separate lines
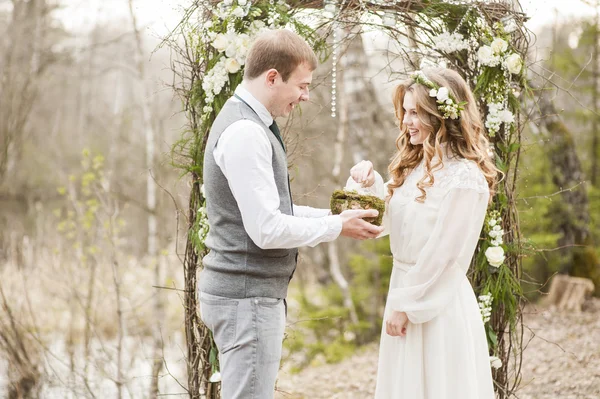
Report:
0,0,598,398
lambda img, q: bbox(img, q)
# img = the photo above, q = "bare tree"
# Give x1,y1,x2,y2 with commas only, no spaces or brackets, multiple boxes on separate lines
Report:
126,1,163,397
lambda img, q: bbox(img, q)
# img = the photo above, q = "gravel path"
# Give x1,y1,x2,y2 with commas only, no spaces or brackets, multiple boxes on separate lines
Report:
275,300,600,399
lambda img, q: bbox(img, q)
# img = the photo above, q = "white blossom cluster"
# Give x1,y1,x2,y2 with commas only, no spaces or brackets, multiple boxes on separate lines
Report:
484,210,505,268
201,1,286,112
197,205,210,244
478,293,493,324
477,37,522,75
485,102,514,137
216,0,251,20
202,57,228,111
432,32,470,53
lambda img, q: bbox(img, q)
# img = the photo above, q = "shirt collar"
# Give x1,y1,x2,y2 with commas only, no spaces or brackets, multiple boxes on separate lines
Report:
234,85,274,127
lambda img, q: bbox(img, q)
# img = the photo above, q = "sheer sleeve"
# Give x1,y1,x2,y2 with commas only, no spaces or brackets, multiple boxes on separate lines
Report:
344,171,390,238
386,186,489,324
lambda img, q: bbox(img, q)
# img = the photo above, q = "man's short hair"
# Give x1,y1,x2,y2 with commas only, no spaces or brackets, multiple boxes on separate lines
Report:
244,29,318,82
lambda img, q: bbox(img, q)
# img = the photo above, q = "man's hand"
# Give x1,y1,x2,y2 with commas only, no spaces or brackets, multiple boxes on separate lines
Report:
350,160,375,187
339,209,384,239
385,311,408,337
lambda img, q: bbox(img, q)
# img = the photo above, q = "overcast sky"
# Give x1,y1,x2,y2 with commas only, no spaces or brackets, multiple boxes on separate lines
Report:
52,0,597,38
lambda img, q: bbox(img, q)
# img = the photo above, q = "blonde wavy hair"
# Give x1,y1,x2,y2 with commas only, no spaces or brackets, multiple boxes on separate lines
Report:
387,67,499,202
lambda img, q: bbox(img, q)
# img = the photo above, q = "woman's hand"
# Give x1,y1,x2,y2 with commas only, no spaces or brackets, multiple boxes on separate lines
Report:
385,311,408,337
350,160,375,187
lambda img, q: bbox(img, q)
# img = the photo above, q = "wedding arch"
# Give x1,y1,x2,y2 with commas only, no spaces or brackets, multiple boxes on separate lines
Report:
166,0,530,397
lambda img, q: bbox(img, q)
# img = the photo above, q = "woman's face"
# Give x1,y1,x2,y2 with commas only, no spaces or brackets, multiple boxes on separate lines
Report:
402,90,429,146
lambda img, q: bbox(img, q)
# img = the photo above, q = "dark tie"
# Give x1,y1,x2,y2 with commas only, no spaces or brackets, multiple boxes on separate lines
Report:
269,121,286,152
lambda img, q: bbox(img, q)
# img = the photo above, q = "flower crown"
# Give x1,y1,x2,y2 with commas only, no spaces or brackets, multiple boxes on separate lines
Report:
410,71,466,120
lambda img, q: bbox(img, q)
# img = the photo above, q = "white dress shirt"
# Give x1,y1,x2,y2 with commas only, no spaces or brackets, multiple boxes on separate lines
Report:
212,85,342,249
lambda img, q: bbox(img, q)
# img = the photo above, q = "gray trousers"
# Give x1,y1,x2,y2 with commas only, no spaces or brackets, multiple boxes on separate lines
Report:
199,291,286,399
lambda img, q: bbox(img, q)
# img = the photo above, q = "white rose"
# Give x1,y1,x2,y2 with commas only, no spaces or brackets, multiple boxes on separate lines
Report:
223,0,233,5
238,0,247,5
429,89,438,97
485,246,505,267
491,38,508,54
487,103,502,113
225,57,241,74
209,371,222,382
250,20,266,33
436,87,449,102
477,45,499,66
213,34,229,52
504,53,523,75
200,184,206,196
490,356,503,369
232,6,245,18
225,42,237,58
488,219,497,227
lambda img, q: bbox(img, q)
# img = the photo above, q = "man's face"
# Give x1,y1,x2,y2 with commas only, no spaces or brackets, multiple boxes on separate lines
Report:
269,62,312,118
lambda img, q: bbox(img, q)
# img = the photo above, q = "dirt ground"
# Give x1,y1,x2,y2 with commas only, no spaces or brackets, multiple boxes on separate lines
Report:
275,300,600,399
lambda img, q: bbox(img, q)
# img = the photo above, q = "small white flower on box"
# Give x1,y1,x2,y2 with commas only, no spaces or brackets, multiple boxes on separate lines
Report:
485,246,505,268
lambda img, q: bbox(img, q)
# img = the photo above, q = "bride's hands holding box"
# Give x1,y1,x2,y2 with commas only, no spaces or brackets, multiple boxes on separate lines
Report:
350,160,375,187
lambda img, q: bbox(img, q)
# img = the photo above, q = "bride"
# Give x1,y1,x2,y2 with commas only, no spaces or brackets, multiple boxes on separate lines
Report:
349,68,497,398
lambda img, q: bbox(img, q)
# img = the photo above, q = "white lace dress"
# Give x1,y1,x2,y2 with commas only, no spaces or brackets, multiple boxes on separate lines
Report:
349,156,495,399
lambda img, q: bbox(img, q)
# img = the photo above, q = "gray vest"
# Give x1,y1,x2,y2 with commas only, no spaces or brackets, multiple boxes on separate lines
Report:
200,96,298,299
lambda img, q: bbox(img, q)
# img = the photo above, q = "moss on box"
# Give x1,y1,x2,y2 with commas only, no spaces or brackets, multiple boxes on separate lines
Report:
330,190,385,226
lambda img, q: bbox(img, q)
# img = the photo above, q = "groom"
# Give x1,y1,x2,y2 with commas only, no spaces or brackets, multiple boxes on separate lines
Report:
200,29,383,398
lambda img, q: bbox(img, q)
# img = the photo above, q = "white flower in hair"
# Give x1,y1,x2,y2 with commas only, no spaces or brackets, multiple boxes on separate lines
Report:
410,70,466,120
436,87,449,102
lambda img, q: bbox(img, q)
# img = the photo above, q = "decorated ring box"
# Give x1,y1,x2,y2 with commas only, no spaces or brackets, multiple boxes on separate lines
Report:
330,179,385,226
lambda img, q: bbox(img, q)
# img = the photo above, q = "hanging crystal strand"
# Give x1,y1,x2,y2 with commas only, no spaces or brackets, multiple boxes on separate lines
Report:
331,27,338,118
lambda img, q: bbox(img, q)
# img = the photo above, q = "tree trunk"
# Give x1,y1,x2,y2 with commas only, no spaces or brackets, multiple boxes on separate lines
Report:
126,1,162,396
327,25,360,325
531,88,600,294
592,5,599,186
